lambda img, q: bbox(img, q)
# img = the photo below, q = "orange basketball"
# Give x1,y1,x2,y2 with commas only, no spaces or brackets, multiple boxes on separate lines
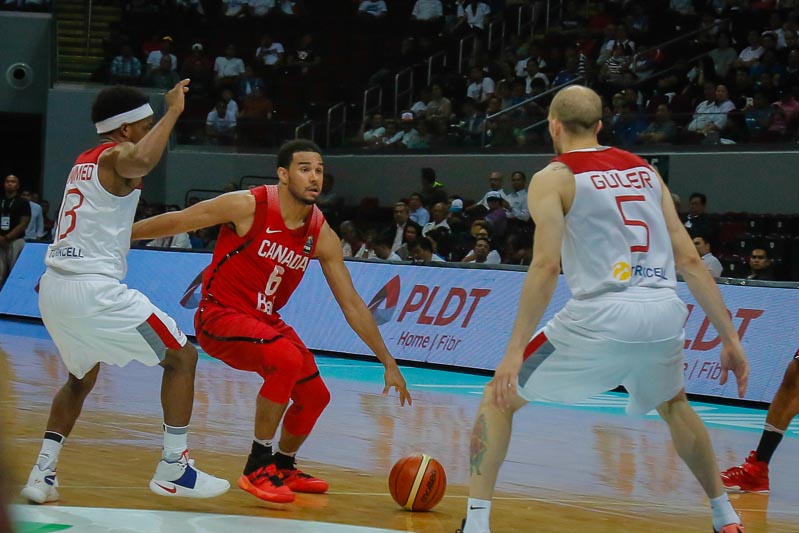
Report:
388,453,447,511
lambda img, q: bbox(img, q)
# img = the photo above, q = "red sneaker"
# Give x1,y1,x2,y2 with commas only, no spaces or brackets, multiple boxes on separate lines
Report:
278,465,329,494
237,464,296,503
715,524,745,533
721,451,769,494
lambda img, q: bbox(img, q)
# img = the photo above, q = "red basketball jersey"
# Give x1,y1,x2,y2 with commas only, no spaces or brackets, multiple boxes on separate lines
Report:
201,185,325,320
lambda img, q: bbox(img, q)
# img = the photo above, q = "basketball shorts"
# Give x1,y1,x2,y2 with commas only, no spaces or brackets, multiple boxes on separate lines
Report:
517,287,689,416
195,304,319,392
38,269,187,379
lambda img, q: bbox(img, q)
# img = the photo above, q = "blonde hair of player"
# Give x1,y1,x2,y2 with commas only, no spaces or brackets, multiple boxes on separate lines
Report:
547,85,604,155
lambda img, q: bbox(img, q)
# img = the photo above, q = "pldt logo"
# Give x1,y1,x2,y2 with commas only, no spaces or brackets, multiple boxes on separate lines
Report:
367,275,492,328
367,275,401,325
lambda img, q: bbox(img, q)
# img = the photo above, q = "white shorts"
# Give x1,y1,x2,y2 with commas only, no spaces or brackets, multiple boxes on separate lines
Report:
518,288,688,416
38,269,187,379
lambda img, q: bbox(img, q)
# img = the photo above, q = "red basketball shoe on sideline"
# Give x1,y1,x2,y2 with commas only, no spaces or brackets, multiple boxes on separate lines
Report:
720,451,770,494
238,463,295,503
715,524,745,533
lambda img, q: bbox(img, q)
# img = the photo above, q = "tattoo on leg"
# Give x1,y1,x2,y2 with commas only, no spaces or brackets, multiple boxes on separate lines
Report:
470,413,488,476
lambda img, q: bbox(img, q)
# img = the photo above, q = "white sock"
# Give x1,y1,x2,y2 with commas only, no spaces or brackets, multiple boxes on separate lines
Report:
464,498,491,533
254,436,273,449
276,445,296,458
36,432,65,470
163,424,188,462
710,493,740,531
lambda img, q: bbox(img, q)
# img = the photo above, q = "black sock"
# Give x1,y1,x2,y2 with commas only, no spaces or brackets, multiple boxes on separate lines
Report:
243,441,273,475
274,451,295,470
755,428,784,464
44,431,65,444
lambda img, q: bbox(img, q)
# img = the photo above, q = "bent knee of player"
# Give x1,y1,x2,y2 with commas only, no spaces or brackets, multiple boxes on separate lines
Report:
66,365,100,395
299,377,330,413
162,342,198,372
283,377,330,435
656,388,688,421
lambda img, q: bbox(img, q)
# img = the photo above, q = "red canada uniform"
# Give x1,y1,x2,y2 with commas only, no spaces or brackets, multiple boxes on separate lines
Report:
195,185,325,408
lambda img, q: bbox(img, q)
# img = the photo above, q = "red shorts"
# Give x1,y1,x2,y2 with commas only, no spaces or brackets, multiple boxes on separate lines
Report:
195,304,319,403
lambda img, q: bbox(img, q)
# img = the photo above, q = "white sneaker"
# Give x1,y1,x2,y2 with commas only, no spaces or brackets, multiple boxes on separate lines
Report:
21,465,59,504
149,450,229,498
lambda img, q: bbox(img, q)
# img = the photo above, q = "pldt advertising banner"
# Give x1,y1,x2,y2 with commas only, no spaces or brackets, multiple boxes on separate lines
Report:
2,244,798,403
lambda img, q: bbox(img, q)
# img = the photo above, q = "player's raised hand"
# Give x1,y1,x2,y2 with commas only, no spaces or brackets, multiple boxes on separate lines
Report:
165,79,191,114
383,365,412,406
719,341,749,398
489,353,523,409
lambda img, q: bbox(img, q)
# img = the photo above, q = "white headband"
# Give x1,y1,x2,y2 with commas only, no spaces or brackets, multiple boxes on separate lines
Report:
95,103,154,134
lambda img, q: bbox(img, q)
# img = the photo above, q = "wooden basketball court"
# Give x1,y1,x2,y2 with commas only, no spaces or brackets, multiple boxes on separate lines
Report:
2,319,797,532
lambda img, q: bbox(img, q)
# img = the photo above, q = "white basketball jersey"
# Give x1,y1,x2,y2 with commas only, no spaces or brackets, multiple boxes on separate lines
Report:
46,143,141,280
554,147,676,299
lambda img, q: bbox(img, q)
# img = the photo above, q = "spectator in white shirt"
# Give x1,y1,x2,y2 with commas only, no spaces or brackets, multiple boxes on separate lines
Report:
391,201,410,251
506,171,530,222
687,83,736,136
372,232,403,261
362,113,386,145
693,235,723,278
515,45,547,77
146,37,177,73
455,0,491,32
466,66,495,102
206,101,237,144
467,171,509,214
20,189,45,241
411,0,443,22
214,44,246,89
736,30,765,69
463,236,501,264
409,237,445,262
422,202,451,237
358,0,387,19
255,33,285,72
524,61,550,93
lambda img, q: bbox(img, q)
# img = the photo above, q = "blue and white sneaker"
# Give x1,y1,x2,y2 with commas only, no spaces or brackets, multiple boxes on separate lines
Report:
21,465,59,504
149,450,230,498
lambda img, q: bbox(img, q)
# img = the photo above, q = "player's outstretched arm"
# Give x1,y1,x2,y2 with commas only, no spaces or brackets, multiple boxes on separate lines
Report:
659,176,749,397
315,223,412,406
132,191,253,241
100,79,190,179
491,163,567,409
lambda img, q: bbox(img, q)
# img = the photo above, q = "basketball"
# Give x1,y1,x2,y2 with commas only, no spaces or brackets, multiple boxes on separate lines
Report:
388,454,447,511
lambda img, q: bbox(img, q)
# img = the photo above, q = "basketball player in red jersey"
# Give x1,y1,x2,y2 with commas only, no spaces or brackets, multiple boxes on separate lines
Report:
721,350,799,493
132,140,412,504
458,86,748,533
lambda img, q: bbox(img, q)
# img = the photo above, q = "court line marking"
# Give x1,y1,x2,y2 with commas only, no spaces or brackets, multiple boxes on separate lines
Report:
19,487,782,517
410,384,482,388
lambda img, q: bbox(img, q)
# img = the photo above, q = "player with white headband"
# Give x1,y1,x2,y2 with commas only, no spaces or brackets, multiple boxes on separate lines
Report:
21,81,231,504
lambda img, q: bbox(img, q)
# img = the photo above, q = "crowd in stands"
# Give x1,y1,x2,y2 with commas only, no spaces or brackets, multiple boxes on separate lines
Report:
77,1,799,149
